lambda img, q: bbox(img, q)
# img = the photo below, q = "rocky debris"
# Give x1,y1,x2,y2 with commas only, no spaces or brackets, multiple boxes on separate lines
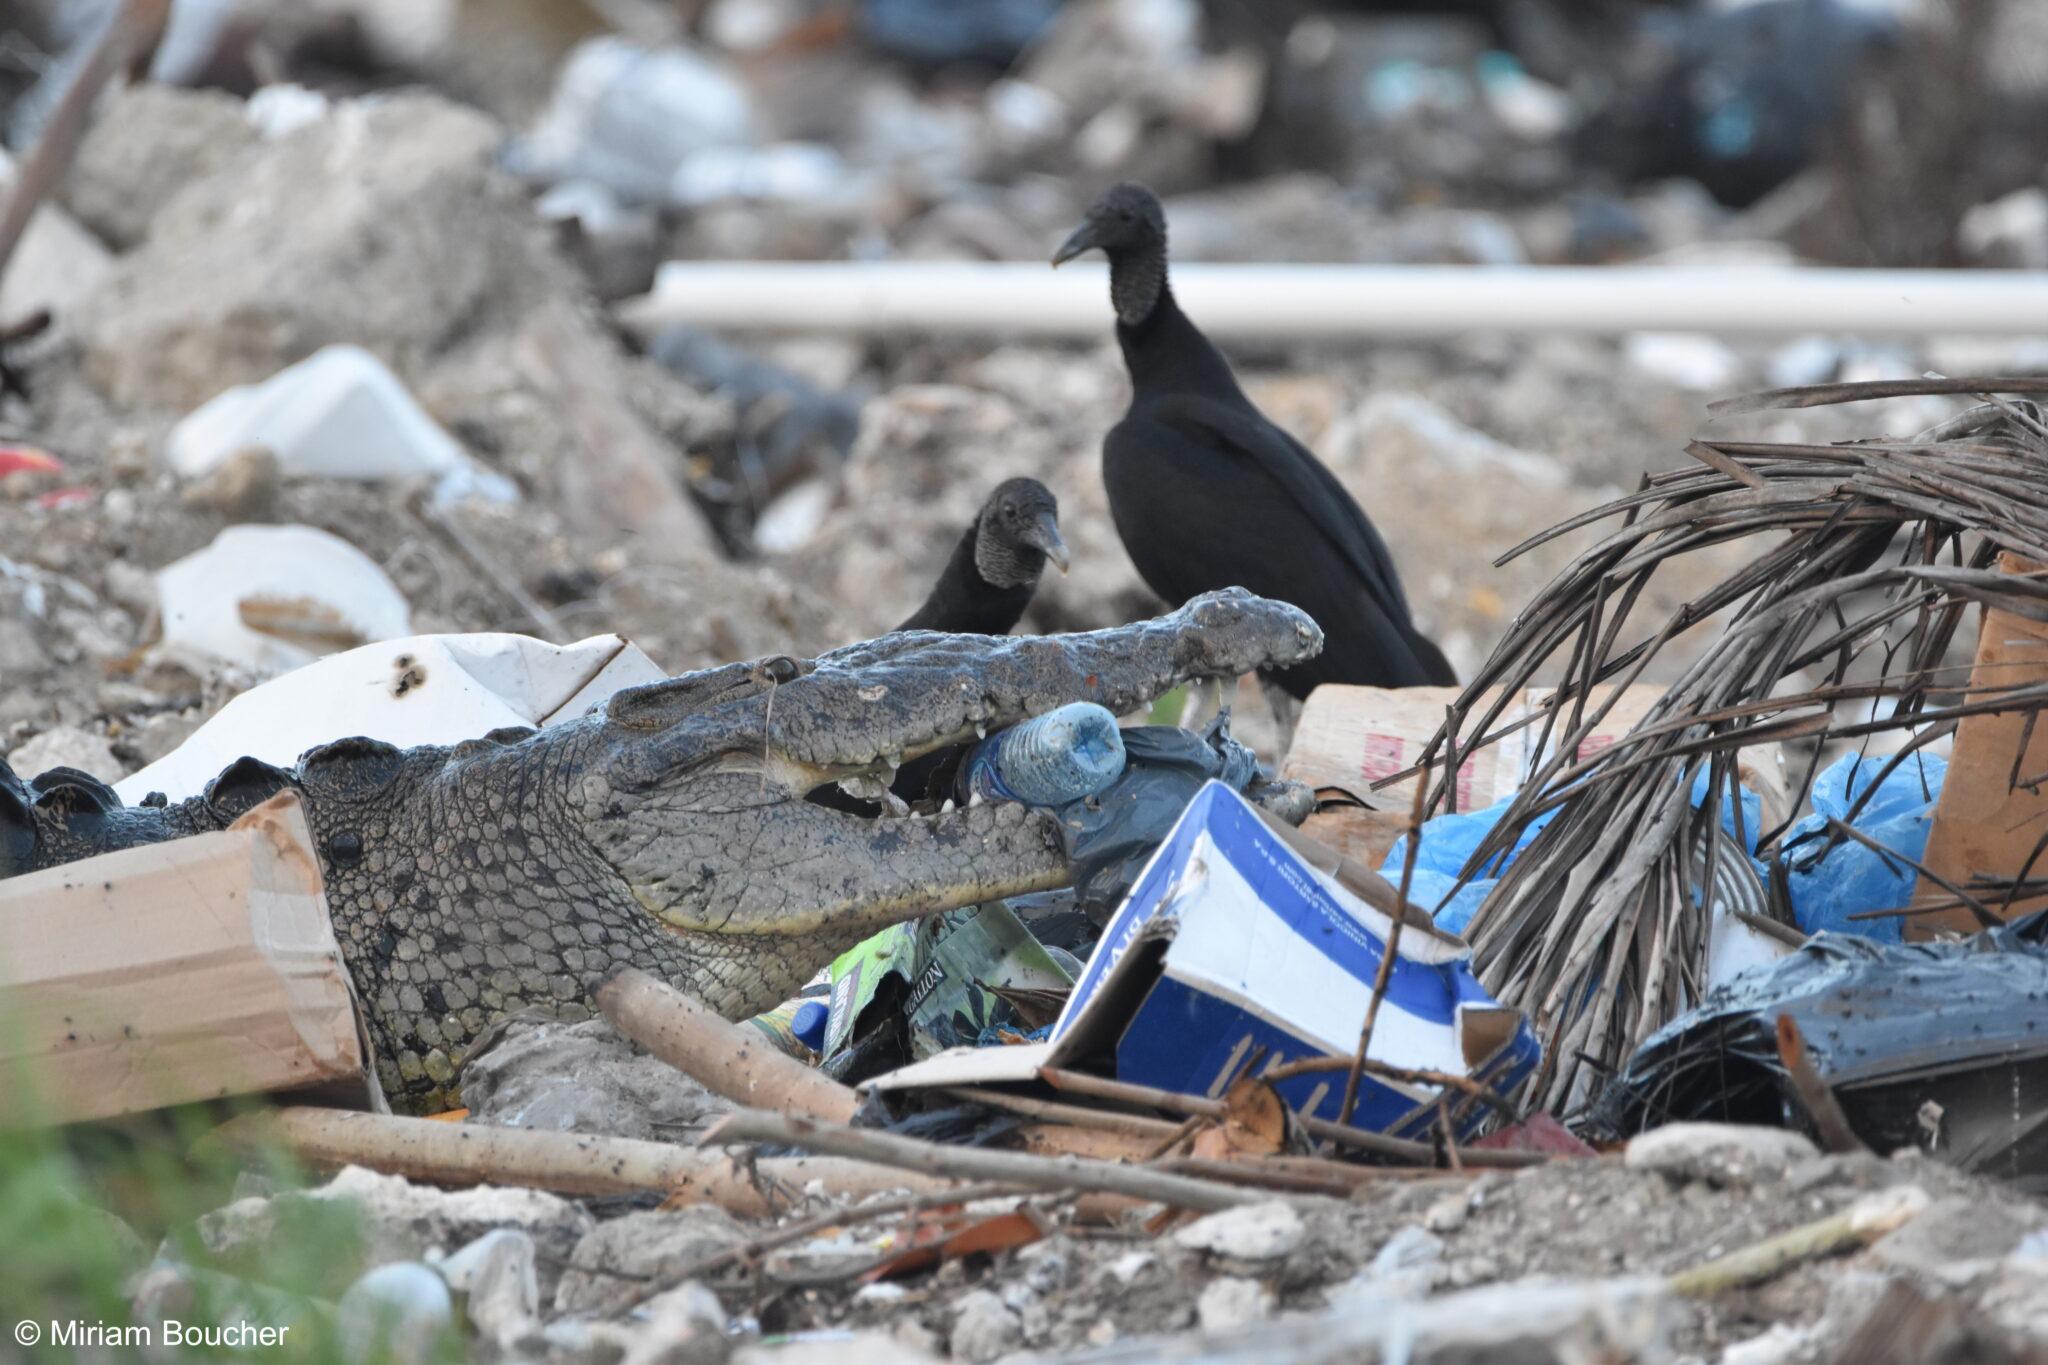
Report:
610,1280,728,1365
59,84,259,250
1868,1197,2048,1288
432,1228,542,1343
4,723,121,784
199,1166,594,1302
949,1287,1024,1363
1195,1275,1276,1332
334,1261,456,1365
1625,1123,1823,1189
554,1207,747,1315
1173,1201,1307,1264
459,1015,733,1142
72,91,573,411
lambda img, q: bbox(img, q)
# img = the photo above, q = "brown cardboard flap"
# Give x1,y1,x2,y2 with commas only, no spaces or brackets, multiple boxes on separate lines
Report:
1282,683,1791,828
0,791,368,1125
1915,553,2048,933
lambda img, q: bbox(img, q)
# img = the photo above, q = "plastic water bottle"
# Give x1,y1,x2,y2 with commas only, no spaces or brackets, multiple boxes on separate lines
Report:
960,702,1126,808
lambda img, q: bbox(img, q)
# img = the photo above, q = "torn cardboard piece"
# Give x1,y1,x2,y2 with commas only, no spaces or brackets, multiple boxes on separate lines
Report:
868,782,1540,1140
0,791,377,1126
1916,552,2048,935
1283,684,1792,829
119,632,667,803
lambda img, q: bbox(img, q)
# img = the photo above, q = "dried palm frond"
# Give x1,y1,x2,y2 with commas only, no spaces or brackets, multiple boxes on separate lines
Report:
1409,375,2048,1117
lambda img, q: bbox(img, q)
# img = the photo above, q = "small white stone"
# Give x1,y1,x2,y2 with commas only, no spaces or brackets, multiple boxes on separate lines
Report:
1172,1202,1305,1262
949,1288,1021,1364
1424,1193,1470,1234
6,726,124,784
1107,1250,1156,1284
1624,1122,1819,1187
1196,1276,1275,1332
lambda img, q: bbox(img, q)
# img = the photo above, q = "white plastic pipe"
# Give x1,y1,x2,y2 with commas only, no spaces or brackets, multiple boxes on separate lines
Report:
618,261,2048,339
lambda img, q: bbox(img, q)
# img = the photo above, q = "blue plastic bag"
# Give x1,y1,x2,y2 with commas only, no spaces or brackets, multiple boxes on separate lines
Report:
1387,770,1763,935
1778,752,1946,943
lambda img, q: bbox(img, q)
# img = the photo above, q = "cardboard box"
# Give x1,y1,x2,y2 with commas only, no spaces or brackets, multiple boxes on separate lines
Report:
870,782,1540,1139
1916,553,2048,934
0,792,376,1125
1282,683,1792,829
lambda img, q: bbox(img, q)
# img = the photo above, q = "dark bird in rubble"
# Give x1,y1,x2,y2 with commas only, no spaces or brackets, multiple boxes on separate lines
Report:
896,477,1070,635
809,478,1070,816
1052,181,1455,699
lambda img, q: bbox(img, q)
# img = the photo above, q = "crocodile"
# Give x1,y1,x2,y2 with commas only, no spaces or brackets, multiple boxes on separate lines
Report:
1,590,1320,1109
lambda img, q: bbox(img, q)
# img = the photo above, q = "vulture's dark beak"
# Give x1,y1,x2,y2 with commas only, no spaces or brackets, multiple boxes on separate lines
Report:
1021,510,1071,574
1051,222,1101,268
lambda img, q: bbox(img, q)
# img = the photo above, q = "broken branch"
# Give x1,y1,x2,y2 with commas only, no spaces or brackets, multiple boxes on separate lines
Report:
703,1108,1301,1212
596,966,860,1123
203,1107,947,1216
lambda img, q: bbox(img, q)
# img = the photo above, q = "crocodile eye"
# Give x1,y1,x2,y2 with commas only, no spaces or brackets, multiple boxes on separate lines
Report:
328,831,364,866
763,656,800,685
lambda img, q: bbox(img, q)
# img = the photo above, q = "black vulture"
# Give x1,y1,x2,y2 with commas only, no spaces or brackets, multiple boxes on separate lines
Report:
1053,180,1455,699
810,478,1069,815
897,476,1069,634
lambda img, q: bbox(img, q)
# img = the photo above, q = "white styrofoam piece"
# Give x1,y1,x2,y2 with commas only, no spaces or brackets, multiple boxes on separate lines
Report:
0,149,112,328
155,524,413,679
118,632,667,804
165,344,516,505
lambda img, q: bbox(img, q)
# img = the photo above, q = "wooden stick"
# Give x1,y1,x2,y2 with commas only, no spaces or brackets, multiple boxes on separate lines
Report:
703,1109,1301,1213
1667,1189,1927,1298
1037,1067,1548,1169
0,0,170,278
940,1086,1184,1140
596,967,859,1124
1774,1014,1868,1154
620,1180,1027,1311
202,1108,947,1216
1260,1054,1516,1116
1343,777,1431,1123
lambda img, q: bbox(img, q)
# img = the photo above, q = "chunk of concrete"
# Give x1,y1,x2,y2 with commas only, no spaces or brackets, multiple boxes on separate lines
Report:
1625,1123,1819,1187
1173,1202,1306,1262
199,1165,593,1301
73,92,571,410
60,84,259,250
5,726,123,785
619,1280,728,1365
949,1288,1023,1364
1198,1276,1276,1332
554,1207,746,1315
460,1015,732,1143
1870,1197,2047,1288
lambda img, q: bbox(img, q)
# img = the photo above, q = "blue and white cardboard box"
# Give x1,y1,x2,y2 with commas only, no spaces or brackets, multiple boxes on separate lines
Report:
867,781,1540,1139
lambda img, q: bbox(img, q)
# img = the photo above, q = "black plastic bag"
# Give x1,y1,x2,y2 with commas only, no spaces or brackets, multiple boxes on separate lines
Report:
1588,910,2048,1183
1048,710,1277,923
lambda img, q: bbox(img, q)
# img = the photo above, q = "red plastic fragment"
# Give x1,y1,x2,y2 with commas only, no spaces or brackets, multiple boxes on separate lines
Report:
1468,1111,1598,1158
0,444,61,476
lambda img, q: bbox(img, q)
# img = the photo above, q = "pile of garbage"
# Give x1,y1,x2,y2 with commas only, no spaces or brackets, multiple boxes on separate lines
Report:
3,2,2048,1363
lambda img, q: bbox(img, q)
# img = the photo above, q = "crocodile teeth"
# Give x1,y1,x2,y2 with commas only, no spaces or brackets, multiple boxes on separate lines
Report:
974,723,987,740
939,798,956,814
968,791,985,808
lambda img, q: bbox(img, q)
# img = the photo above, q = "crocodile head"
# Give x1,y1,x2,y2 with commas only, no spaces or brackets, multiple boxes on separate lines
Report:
1,590,1320,1109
